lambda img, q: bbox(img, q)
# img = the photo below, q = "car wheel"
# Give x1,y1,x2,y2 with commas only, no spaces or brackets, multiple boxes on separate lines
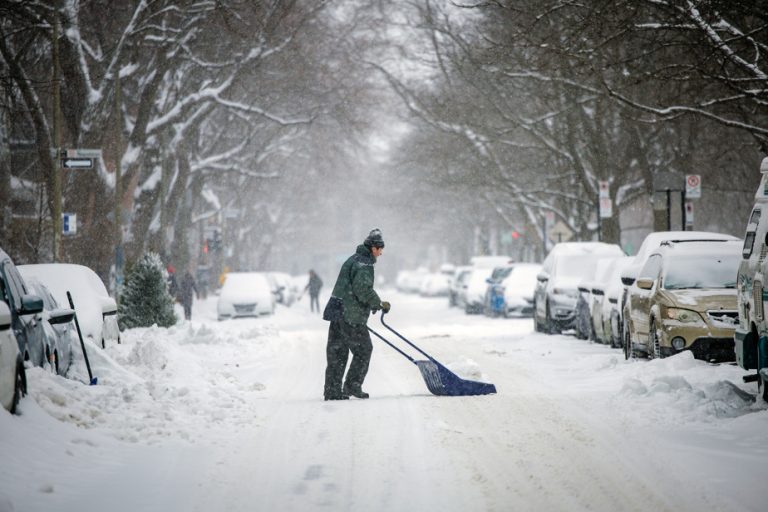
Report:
650,319,663,359
546,303,560,335
101,338,106,349
758,372,768,403
623,321,632,360
11,362,26,415
52,350,60,375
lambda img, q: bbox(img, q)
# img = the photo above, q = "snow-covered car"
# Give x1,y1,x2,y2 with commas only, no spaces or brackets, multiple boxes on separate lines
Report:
419,273,451,297
619,230,739,357
627,240,741,361
217,272,275,320
23,277,77,376
0,300,26,414
463,267,496,314
449,266,471,307
582,257,623,343
0,248,46,366
534,242,625,334
469,255,513,269
501,263,542,318
576,257,623,340
395,269,429,294
593,257,633,346
268,272,296,306
18,264,120,349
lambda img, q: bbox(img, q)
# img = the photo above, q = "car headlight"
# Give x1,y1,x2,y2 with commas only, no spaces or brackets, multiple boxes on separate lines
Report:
665,308,705,324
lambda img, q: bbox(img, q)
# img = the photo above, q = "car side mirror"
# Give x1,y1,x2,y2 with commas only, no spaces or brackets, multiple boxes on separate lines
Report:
100,296,118,316
636,278,654,290
485,278,493,284
49,307,76,325
536,272,549,282
19,294,44,315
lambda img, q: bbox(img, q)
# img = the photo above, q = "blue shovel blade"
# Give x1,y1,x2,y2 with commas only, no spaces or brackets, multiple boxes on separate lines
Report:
415,360,496,396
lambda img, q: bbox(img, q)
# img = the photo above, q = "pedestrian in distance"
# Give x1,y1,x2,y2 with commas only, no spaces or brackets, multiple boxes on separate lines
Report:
180,268,199,321
322,228,390,401
305,269,323,313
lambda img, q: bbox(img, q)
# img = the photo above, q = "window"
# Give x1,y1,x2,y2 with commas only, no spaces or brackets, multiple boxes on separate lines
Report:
749,209,761,226
743,231,756,259
638,254,662,280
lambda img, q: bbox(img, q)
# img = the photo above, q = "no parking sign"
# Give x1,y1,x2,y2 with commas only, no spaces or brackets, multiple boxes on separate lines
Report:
685,174,701,199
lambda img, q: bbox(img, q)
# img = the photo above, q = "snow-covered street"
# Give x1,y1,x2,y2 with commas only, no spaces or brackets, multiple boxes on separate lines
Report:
1,291,766,512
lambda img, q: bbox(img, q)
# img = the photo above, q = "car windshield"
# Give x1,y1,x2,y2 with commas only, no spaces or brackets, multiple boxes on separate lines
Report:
555,254,599,279
663,253,741,290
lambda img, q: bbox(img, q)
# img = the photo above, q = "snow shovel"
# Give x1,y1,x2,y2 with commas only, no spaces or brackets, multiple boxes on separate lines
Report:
367,311,496,396
67,291,98,386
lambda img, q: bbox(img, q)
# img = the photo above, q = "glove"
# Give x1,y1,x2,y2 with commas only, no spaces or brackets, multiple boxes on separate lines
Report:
381,301,391,313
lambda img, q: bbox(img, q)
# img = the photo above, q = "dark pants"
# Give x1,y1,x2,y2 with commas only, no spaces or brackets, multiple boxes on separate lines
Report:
310,293,320,313
183,299,192,320
324,320,372,398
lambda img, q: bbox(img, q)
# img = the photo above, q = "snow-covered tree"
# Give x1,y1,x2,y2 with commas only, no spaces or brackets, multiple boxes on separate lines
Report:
118,252,176,330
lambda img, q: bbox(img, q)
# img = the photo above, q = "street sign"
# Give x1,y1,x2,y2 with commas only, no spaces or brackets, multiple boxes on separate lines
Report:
544,211,555,229
62,213,77,235
685,174,702,199
61,158,94,169
685,202,694,226
653,171,683,191
598,180,610,198
549,220,573,244
64,148,102,159
599,197,613,218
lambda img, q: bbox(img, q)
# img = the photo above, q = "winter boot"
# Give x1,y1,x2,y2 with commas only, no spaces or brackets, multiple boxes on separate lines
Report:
342,384,369,399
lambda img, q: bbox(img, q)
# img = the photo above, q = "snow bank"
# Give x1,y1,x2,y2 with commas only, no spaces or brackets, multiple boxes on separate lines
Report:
22,321,272,444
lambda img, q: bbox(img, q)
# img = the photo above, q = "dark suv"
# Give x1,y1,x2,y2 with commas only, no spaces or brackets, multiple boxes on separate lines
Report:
0,248,47,366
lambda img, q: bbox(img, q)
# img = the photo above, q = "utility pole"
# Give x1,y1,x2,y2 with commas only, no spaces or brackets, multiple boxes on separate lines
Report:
114,75,124,301
52,18,62,261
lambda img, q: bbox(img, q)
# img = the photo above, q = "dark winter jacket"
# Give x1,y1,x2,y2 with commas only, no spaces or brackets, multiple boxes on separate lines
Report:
180,272,198,303
330,244,382,325
307,273,323,296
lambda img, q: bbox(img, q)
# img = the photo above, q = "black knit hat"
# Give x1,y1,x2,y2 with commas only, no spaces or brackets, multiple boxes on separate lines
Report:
364,228,385,248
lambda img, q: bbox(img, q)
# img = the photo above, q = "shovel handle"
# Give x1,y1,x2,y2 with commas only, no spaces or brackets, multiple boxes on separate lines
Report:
379,310,436,362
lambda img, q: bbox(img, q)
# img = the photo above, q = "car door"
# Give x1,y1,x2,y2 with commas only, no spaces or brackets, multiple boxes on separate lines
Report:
631,254,663,346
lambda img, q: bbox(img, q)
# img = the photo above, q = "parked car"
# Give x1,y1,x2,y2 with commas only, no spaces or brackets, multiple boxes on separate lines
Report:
23,277,77,376
395,269,429,294
501,263,542,318
593,257,633,346
1,300,26,414
578,257,623,341
0,249,47,366
483,264,515,316
620,231,739,358
217,272,275,320
626,240,741,361
268,272,296,306
448,266,471,307
419,273,451,297
463,267,497,314
534,242,624,334
736,156,768,400
470,255,513,269
18,264,120,349
575,257,622,340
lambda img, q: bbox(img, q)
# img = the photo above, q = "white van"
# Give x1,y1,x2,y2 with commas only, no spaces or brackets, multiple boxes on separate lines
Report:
735,156,768,402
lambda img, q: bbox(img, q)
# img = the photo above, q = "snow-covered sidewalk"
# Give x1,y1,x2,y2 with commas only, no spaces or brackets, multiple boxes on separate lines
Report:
1,291,765,512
